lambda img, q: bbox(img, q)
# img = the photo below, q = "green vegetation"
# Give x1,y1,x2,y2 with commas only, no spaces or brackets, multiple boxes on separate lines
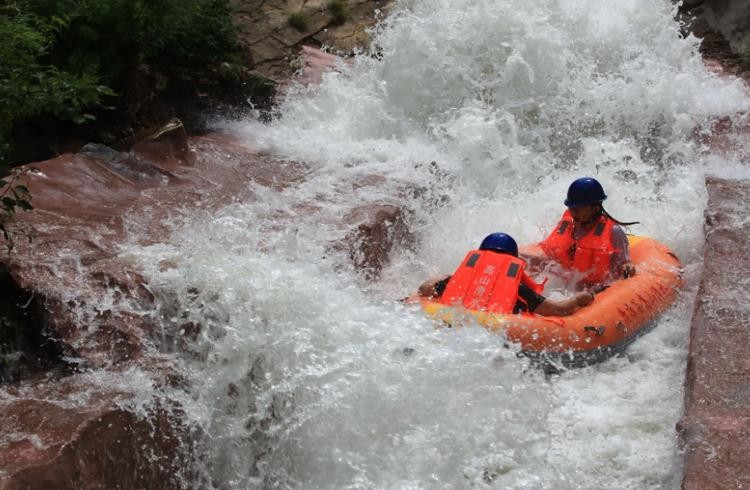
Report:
0,4,111,172
327,0,347,26
0,0,240,172
0,168,34,253
288,12,309,32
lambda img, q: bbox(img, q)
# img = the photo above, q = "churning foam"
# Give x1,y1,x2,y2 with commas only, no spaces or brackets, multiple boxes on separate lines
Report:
122,0,750,487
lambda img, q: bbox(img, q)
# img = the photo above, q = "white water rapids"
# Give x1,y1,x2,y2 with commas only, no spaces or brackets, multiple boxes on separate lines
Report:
118,0,750,487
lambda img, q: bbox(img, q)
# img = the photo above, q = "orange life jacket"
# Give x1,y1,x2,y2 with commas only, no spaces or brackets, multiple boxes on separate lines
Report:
538,210,616,286
439,250,544,314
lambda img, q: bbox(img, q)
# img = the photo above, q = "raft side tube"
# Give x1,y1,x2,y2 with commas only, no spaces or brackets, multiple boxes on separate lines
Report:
417,236,682,364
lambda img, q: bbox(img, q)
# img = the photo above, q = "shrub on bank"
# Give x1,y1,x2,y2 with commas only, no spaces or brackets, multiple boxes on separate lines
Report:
288,12,309,32
0,6,111,171
327,0,347,25
0,0,240,172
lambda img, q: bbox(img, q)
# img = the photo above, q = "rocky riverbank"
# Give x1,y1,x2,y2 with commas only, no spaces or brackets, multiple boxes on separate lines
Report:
675,4,750,488
0,1,401,485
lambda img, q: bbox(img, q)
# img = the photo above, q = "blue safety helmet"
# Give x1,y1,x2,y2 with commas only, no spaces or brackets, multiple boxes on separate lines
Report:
564,177,607,208
479,232,518,257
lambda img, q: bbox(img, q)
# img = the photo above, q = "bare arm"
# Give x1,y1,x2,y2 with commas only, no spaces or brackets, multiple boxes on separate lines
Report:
519,253,548,274
534,291,594,317
611,226,636,279
519,244,549,274
417,275,451,298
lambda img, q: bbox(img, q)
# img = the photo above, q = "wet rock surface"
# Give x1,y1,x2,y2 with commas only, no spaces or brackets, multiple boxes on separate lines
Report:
680,0,750,83
679,179,750,489
681,0,750,54
3,122,309,367
0,375,198,489
0,114,414,486
232,0,393,80
342,203,413,280
293,44,353,86
676,19,750,486
0,122,288,487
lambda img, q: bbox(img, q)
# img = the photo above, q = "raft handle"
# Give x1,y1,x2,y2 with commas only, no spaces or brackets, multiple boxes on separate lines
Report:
583,325,606,336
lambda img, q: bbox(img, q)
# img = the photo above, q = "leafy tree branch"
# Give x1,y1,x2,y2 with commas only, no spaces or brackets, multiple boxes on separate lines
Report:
0,168,35,253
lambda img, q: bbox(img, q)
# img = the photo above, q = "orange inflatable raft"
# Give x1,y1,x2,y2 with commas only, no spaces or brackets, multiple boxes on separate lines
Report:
415,236,682,367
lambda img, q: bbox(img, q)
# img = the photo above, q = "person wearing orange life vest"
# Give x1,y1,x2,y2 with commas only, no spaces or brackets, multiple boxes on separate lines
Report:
531,177,637,289
418,233,594,316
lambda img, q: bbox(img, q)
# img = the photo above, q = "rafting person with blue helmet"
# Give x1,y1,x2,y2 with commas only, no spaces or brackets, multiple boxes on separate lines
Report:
528,177,638,289
417,232,594,317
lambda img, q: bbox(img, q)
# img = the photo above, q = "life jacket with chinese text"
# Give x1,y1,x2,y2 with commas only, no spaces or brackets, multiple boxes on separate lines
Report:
538,210,616,286
439,250,544,314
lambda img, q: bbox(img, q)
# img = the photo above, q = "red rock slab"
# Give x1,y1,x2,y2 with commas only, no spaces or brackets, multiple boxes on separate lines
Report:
294,45,353,87
341,203,413,279
679,177,750,489
0,375,197,490
3,124,310,368
0,121,415,487
3,118,415,367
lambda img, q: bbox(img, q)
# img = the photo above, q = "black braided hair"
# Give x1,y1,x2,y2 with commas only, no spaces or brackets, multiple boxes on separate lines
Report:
600,206,640,227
